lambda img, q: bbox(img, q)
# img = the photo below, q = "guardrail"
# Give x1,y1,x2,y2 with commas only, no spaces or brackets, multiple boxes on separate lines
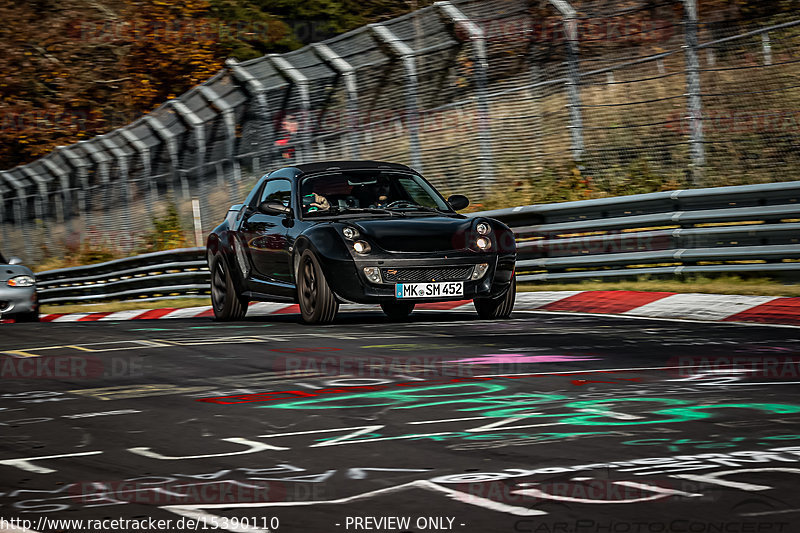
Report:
36,248,208,305
35,180,800,304
475,180,800,283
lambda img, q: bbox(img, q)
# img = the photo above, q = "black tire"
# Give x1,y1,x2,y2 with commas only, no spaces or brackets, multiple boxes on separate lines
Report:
297,250,339,324
380,301,415,320
210,253,248,321
474,277,516,320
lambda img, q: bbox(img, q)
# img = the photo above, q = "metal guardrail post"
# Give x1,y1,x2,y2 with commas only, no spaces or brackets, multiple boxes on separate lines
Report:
312,43,361,159
120,127,155,222
683,0,705,185
143,115,187,200
198,85,242,201
99,135,134,250
370,23,423,172
226,59,274,173
437,1,495,191
550,0,584,163
267,55,312,165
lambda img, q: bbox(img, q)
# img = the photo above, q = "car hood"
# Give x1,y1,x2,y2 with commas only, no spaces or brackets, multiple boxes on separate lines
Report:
0,264,34,283
351,216,474,252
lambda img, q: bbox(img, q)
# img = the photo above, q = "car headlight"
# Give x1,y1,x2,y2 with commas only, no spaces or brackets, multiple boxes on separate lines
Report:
476,222,491,235
353,240,371,254
476,236,492,251
363,267,382,283
7,275,35,287
471,263,490,280
342,226,359,240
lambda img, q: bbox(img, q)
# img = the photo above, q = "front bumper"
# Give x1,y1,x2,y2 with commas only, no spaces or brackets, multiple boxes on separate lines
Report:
322,251,515,304
0,285,38,316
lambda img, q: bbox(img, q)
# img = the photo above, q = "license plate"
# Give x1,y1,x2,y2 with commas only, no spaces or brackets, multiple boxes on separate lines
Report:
395,281,463,299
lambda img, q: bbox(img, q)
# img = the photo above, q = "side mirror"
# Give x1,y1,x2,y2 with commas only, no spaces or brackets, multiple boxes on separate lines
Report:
447,194,469,211
8,257,23,265
258,201,291,216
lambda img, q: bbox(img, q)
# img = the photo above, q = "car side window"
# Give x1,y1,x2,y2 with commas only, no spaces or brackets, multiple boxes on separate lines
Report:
259,179,292,208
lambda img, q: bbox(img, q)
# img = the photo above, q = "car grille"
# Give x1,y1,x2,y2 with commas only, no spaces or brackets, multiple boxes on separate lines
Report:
381,266,473,283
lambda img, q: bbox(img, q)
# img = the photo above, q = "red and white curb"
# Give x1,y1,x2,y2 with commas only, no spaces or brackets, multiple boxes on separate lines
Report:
4,291,799,326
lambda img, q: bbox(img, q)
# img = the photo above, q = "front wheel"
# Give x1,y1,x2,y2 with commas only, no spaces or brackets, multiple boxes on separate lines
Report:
210,254,248,321
297,250,339,324
380,301,415,320
14,307,40,323
474,277,516,320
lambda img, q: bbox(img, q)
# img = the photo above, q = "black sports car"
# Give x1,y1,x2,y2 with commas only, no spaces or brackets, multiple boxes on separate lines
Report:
206,161,516,324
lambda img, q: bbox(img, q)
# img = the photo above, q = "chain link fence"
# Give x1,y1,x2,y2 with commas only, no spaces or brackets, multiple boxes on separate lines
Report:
1,0,799,264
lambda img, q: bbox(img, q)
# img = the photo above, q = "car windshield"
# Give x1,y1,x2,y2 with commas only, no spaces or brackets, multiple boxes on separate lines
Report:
299,170,451,217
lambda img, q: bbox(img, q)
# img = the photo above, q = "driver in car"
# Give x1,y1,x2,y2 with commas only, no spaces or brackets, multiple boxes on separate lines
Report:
303,192,330,213
371,178,393,208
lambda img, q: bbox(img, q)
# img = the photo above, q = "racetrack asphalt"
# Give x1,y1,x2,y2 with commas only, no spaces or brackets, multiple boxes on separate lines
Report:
1,309,800,533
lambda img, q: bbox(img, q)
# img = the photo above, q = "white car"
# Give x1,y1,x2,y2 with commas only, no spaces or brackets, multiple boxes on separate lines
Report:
0,252,39,322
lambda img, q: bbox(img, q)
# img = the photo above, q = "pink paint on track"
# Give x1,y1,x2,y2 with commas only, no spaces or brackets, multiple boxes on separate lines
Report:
450,354,602,364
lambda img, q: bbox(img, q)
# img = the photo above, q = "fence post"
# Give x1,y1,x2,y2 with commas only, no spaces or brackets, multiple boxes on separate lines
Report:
683,0,705,185
170,100,212,236
437,1,495,192
550,0,584,163
19,166,52,257
198,85,242,202
370,23,423,172
99,135,134,252
1,171,32,261
227,60,274,173
57,146,91,244
762,32,772,65
267,55,312,165
78,140,116,249
120,127,155,222
312,43,361,159
143,115,186,200
42,156,72,234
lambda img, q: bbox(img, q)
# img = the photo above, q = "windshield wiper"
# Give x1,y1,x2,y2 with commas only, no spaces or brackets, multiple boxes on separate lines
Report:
331,207,406,217
385,202,449,214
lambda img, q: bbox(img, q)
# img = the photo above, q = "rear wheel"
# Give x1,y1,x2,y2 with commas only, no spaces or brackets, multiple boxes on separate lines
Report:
474,277,516,320
210,254,248,321
297,250,339,324
381,302,415,320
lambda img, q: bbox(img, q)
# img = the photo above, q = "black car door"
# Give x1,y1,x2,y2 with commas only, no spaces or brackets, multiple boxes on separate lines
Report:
240,179,294,285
